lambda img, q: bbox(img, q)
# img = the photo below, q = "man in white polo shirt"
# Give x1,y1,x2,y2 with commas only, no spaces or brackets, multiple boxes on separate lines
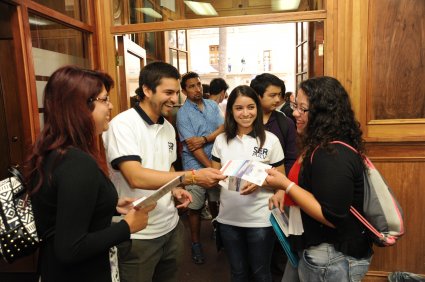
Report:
103,62,225,282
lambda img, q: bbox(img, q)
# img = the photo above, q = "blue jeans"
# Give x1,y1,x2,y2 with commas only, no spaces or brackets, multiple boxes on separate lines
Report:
282,243,372,282
219,223,275,282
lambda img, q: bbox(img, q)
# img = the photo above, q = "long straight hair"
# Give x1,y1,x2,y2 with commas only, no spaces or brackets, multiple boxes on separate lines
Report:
25,66,114,194
224,85,266,148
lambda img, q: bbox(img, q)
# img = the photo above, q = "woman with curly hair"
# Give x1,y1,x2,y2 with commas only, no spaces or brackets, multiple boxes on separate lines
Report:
25,66,155,282
266,76,373,282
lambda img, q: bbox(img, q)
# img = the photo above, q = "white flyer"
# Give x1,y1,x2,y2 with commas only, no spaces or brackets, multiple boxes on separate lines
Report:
132,175,184,208
219,160,271,190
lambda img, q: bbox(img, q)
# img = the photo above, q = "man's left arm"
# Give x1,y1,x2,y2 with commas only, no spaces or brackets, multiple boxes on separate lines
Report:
186,103,224,151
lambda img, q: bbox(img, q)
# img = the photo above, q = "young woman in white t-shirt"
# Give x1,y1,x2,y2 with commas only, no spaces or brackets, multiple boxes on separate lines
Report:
211,85,285,282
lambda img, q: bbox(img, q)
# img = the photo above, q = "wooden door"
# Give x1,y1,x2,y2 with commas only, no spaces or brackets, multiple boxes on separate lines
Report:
0,6,26,178
0,2,38,279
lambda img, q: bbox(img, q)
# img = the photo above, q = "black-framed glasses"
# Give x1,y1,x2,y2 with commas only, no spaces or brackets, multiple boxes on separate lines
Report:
290,102,309,114
88,96,110,105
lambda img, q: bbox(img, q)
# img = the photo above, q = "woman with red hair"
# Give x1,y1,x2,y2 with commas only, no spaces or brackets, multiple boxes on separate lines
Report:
25,65,155,282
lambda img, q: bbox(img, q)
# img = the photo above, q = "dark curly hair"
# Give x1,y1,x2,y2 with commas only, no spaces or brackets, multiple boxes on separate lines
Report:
298,76,365,162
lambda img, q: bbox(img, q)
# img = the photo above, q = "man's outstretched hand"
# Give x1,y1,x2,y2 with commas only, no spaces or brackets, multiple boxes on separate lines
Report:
194,167,226,188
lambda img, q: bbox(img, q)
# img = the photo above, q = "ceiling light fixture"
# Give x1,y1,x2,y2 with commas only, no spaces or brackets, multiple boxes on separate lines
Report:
271,0,301,11
135,8,163,19
184,1,218,16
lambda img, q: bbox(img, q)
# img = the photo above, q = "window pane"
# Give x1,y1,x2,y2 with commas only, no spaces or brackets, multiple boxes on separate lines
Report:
297,48,302,73
30,14,90,68
302,22,308,41
177,30,187,50
32,0,88,22
29,13,90,127
302,43,308,71
145,32,156,57
178,52,187,74
168,30,177,49
169,49,178,68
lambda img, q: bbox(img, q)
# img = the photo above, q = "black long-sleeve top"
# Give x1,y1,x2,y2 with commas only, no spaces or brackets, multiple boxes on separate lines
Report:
264,111,298,175
32,148,130,282
297,143,373,259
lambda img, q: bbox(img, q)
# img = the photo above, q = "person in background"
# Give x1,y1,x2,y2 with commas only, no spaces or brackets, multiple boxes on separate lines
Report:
281,91,296,125
250,73,297,175
211,85,285,282
219,88,229,116
103,62,225,282
267,76,373,282
26,65,156,282
276,90,286,112
177,72,224,264
209,78,229,105
209,77,229,117
202,83,210,99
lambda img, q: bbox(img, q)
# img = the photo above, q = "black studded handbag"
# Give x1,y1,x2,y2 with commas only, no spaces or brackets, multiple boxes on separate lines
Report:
0,167,39,263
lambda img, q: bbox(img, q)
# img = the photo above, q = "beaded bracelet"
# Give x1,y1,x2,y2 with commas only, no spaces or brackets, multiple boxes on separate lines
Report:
191,169,196,185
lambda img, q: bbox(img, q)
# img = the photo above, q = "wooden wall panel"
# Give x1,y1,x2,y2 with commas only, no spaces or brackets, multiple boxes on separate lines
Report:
327,0,425,279
362,143,425,281
369,160,425,273
368,0,425,120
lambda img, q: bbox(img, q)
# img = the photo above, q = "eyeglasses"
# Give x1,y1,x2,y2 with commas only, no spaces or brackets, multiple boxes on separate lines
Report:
88,96,110,105
290,102,309,114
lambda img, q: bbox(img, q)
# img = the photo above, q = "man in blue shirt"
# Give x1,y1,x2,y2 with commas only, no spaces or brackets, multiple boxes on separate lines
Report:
177,72,224,264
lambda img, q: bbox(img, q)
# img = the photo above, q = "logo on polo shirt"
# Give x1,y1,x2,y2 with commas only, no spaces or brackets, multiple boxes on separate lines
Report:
252,147,268,159
168,142,174,152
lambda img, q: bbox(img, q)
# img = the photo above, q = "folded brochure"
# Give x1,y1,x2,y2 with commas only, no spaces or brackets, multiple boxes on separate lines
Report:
219,160,271,191
132,175,184,208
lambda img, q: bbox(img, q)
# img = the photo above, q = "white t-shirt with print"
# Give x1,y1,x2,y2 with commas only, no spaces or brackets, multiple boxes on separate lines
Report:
211,131,284,227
